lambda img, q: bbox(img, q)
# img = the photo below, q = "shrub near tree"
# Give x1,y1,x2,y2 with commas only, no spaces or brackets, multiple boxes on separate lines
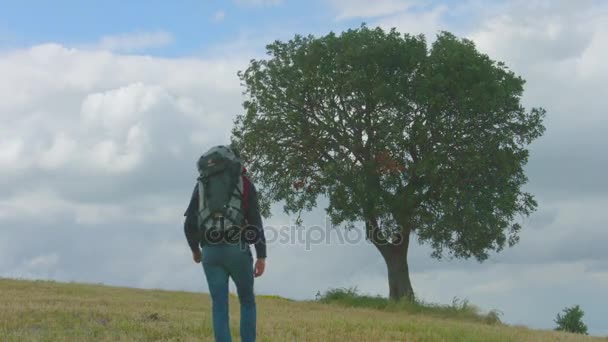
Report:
554,305,589,335
232,25,546,301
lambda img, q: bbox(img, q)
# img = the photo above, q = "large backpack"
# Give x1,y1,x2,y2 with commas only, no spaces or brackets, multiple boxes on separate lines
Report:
196,145,248,242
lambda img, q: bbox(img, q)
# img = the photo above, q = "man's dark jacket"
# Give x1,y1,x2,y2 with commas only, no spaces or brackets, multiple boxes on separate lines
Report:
183,177,267,259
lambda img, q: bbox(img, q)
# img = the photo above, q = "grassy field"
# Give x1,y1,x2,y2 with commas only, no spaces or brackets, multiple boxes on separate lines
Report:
0,278,604,341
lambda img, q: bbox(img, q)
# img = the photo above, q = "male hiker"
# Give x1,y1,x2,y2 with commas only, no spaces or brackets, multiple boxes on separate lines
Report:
183,145,267,342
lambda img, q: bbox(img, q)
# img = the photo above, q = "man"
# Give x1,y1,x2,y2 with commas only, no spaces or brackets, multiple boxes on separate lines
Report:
184,145,267,342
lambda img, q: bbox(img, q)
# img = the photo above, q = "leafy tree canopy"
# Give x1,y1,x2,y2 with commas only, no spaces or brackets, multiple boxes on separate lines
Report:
232,25,546,264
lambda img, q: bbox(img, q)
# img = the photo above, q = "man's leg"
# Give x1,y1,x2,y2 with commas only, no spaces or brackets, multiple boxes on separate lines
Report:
226,245,256,342
202,247,232,342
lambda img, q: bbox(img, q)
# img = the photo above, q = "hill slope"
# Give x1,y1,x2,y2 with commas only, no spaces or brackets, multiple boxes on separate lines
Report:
0,278,602,341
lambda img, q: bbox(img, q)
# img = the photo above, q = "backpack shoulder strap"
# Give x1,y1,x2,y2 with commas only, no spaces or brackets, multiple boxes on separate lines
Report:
197,178,212,228
242,174,250,220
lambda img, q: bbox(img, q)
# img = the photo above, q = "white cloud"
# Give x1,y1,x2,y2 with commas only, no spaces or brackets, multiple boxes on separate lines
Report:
80,83,168,132
0,189,123,224
26,254,60,270
96,30,174,52
38,133,77,170
0,187,193,226
213,10,226,23
234,0,284,7
467,2,598,66
2,254,64,281
0,41,250,227
576,21,608,79
0,44,248,177
86,124,147,174
375,4,448,39
330,0,420,20
0,139,26,171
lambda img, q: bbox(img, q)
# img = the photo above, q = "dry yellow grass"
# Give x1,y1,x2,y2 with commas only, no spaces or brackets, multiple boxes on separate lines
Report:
0,278,604,341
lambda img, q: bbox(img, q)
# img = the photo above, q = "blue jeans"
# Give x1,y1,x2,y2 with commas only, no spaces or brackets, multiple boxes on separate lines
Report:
202,242,256,342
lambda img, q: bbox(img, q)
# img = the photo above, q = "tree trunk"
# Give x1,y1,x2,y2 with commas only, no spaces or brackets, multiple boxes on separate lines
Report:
376,231,414,301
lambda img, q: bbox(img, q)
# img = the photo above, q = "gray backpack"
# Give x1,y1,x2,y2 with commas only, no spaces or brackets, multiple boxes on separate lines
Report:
196,145,247,241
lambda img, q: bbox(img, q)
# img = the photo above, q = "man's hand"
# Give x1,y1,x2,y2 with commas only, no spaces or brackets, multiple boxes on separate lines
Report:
192,249,202,264
254,258,266,277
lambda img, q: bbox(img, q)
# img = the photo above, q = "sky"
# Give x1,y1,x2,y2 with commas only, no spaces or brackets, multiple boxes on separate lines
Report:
1,0,607,336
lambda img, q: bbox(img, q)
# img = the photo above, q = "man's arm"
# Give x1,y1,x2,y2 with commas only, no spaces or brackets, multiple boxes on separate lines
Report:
184,184,201,254
246,181,267,259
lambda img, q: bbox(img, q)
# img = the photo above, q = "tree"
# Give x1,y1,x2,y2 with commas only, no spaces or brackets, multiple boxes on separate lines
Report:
555,305,588,335
231,25,546,300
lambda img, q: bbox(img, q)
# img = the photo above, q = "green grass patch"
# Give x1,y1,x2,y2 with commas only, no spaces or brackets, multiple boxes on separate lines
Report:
1,278,603,341
316,286,503,325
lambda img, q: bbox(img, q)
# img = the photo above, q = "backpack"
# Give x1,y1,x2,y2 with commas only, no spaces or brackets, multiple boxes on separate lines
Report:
196,145,249,242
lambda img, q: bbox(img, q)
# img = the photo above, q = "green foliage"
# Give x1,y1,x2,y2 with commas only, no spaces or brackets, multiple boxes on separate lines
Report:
316,287,502,325
555,305,588,335
232,24,546,261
